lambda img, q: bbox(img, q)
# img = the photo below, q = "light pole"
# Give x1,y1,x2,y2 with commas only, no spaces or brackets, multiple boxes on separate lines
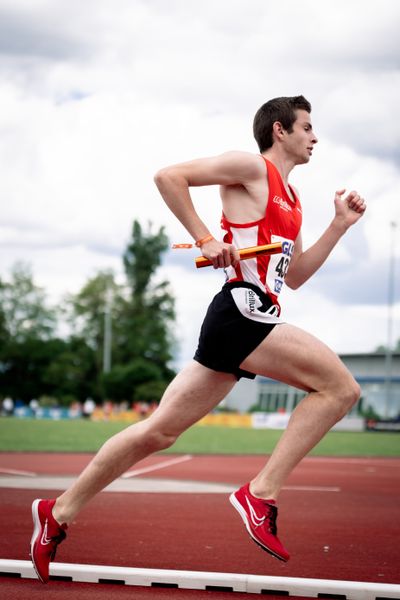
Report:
103,288,112,374
384,221,397,418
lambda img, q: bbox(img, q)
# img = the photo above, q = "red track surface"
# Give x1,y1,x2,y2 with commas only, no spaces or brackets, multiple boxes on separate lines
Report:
0,452,399,599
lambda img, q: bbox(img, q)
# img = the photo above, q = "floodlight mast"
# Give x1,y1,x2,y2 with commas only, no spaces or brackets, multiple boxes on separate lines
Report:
384,221,397,418
103,288,112,374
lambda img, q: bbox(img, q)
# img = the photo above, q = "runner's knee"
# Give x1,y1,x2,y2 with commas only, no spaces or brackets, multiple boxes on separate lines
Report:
344,377,361,409
145,428,178,452
335,376,361,417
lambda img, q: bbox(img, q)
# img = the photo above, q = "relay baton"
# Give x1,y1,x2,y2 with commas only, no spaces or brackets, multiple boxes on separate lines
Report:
195,242,282,269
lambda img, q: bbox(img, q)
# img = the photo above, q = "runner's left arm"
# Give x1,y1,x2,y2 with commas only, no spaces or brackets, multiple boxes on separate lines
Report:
285,189,366,289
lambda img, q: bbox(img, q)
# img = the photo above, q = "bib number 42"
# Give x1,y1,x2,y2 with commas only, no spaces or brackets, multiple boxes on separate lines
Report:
275,256,290,278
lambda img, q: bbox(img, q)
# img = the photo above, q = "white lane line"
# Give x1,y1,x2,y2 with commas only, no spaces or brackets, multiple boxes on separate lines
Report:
0,477,341,494
283,485,341,492
305,457,400,466
121,454,193,479
0,468,36,477
0,476,234,493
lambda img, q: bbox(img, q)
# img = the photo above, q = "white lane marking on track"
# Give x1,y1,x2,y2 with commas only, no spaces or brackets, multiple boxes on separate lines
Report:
0,476,234,493
304,457,399,466
121,454,193,479
283,485,340,492
0,468,36,477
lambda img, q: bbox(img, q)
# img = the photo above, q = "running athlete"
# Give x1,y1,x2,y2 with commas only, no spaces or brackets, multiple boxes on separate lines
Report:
30,95,366,582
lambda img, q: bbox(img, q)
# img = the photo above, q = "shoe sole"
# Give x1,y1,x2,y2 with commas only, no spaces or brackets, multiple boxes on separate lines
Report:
30,499,46,583
229,493,288,562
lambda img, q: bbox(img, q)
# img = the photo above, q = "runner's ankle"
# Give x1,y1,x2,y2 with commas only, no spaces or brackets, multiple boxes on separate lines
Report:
249,482,278,502
52,500,69,526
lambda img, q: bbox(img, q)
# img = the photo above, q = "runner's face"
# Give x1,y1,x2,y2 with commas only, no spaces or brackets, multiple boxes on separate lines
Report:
285,110,318,164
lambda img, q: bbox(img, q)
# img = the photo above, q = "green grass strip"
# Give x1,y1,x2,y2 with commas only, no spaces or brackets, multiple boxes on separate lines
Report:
0,417,399,456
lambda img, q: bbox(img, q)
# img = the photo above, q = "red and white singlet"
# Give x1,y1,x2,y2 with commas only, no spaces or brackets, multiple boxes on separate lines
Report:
221,157,302,316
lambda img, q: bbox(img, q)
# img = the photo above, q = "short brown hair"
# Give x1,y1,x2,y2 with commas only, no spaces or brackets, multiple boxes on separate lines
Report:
253,95,312,152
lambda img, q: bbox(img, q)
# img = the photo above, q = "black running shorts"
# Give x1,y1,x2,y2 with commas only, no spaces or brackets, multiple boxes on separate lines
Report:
193,281,280,380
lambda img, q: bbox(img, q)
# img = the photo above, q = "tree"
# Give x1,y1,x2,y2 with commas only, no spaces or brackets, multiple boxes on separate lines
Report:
118,220,176,376
0,281,8,345
101,358,163,402
0,262,56,342
65,220,176,402
42,336,98,403
0,337,61,402
64,270,122,376
0,221,176,405
374,338,400,353
0,264,60,402
134,380,169,404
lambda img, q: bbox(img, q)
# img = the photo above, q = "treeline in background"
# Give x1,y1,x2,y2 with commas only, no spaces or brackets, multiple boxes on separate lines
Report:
0,220,176,408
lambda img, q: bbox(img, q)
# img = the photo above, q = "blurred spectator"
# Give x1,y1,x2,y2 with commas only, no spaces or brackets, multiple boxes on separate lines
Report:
29,398,39,418
83,397,96,419
70,401,82,419
138,401,150,418
3,396,14,416
103,400,113,420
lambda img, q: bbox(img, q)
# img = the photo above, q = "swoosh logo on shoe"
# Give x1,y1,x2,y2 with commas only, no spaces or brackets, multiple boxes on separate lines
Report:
40,519,52,545
245,497,265,528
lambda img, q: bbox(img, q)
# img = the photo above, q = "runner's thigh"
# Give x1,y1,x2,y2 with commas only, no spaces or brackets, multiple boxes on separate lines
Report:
149,360,237,434
240,323,353,393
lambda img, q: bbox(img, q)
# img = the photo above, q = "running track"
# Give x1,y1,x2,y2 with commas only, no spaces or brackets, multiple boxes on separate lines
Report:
0,452,399,599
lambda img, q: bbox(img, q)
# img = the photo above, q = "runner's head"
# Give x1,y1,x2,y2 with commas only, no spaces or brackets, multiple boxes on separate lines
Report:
253,95,311,152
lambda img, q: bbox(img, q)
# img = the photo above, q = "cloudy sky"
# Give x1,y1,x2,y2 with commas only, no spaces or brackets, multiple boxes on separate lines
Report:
1,0,399,369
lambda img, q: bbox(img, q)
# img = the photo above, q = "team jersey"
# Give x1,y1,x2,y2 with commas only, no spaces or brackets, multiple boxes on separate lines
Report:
221,157,302,315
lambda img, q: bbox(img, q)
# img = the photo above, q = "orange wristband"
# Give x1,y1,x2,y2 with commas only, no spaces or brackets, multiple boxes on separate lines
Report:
195,234,214,248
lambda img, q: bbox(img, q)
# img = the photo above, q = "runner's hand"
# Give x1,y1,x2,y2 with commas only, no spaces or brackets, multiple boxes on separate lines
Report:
334,189,366,229
200,239,240,270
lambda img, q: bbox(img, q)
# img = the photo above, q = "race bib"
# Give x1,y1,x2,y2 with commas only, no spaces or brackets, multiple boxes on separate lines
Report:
266,234,295,296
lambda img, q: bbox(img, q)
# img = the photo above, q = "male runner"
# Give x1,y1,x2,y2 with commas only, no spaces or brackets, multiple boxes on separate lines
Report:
30,95,366,582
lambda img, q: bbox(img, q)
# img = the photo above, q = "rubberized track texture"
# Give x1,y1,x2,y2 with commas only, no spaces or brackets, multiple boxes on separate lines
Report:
0,453,399,599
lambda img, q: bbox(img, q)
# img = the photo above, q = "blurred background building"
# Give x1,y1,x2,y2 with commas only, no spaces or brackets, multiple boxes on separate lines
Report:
224,352,400,424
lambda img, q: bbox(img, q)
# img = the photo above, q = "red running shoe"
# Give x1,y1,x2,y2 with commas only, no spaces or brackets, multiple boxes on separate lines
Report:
229,483,289,561
30,499,67,583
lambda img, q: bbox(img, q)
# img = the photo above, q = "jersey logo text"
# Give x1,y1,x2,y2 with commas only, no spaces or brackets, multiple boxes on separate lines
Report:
272,195,292,212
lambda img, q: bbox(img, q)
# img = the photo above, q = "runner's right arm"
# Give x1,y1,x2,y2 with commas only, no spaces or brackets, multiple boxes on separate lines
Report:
154,152,259,269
